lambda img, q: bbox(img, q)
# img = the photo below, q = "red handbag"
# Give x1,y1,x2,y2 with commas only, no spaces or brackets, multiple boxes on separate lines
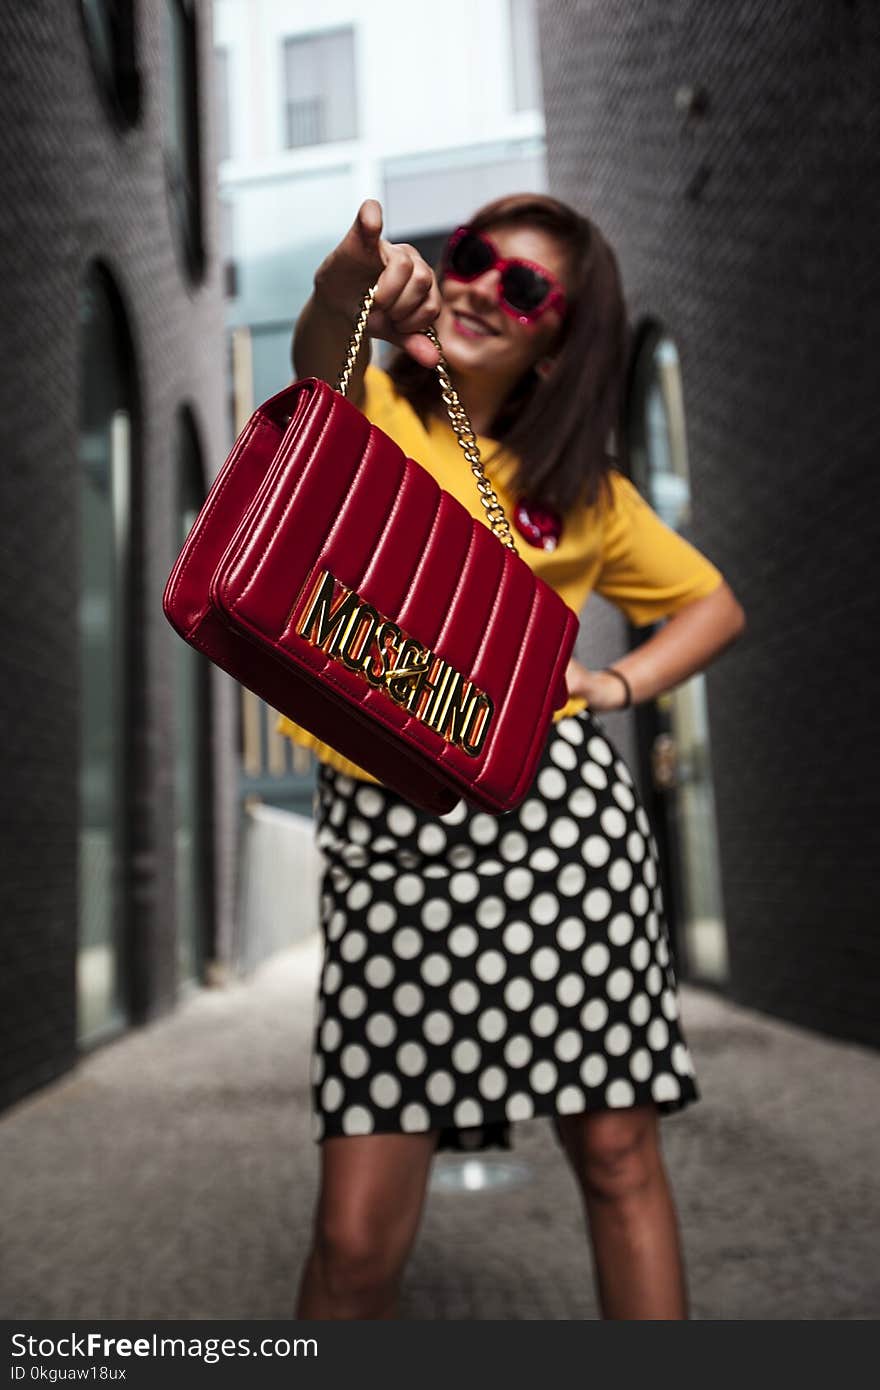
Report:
162,285,579,815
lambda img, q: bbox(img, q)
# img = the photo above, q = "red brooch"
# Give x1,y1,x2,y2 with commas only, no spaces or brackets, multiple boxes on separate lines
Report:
513,499,563,552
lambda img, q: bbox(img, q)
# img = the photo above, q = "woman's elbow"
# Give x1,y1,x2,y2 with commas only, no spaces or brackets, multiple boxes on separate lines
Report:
715,580,747,641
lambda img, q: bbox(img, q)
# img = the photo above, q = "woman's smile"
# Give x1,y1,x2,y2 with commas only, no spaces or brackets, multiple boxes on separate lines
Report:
451,309,500,338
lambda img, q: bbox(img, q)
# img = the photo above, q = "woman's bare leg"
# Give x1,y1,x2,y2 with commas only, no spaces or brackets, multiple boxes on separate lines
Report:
296,1129,440,1319
555,1104,689,1319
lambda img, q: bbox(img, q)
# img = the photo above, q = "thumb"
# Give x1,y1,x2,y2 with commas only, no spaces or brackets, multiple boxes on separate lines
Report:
399,330,442,370
355,198,383,250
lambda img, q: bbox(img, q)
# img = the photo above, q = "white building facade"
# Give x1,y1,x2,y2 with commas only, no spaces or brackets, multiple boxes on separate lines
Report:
214,0,546,402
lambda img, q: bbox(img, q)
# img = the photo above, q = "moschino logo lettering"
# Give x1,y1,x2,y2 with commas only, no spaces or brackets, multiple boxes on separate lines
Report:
295,568,494,756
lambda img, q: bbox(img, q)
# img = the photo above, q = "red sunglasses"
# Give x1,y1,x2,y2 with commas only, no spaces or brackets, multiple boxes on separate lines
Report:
440,224,569,325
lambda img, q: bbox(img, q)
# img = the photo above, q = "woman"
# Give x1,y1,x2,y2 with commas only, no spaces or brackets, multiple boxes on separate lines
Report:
277,195,746,1320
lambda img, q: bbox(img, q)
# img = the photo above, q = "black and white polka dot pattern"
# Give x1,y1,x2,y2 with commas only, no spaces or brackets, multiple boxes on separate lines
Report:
310,707,699,1151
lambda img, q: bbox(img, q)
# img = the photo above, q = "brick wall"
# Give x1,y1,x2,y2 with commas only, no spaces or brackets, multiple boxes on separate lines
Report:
538,0,880,1045
0,1,238,1110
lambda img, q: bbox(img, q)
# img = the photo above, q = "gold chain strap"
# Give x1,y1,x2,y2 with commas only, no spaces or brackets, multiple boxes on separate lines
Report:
334,281,519,554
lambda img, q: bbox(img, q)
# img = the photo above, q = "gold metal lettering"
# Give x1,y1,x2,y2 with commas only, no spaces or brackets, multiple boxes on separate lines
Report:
293,568,493,756
385,638,431,706
407,653,451,721
298,569,358,655
460,691,493,755
339,602,380,672
427,666,460,730
364,620,401,686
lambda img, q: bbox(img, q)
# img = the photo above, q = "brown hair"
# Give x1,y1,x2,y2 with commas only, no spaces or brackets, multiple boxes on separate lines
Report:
385,192,629,515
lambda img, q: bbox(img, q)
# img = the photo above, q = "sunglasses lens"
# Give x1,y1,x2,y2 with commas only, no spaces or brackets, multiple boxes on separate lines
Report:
448,231,494,278
502,263,552,314
445,227,560,319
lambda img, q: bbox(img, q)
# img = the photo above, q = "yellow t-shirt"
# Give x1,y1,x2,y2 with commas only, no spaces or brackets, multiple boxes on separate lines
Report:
276,363,724,782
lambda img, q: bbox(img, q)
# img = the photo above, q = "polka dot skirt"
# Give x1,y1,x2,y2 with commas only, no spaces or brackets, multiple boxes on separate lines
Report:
310,706,699,1151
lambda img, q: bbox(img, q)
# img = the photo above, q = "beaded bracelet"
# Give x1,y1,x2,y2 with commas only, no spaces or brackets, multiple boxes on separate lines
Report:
602,666,633,709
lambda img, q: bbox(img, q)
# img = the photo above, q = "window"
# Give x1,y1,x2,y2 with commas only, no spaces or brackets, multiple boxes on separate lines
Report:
77,264,138,1044
215,46,231,163
79,0,142,126
163,0,205,282
382,144,548,236
628,332,693,529
508,0,543,113
282,28,357,149
627,325,730,985
219,196,237,299
172,407,211,987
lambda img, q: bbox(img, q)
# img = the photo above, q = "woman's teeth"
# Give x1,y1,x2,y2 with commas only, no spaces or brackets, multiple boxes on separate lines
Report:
455,314,493,336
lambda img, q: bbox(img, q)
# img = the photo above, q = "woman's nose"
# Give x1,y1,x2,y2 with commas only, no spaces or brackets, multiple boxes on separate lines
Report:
466,268,502,308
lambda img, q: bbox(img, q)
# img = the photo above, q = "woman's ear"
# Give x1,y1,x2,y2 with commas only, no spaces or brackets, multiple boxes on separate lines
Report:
535,356,556,380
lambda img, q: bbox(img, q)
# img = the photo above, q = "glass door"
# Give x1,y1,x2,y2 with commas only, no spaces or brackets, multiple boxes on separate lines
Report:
172,410,210,987
628,329,729,983
77,269,133,1041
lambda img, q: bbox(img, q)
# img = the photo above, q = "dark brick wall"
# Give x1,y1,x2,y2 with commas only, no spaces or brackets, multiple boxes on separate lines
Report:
0,1,239,1111
538,1,880,1045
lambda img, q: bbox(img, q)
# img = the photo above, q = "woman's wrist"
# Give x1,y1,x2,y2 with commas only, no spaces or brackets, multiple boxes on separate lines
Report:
602,666,633,710
294,283,369,394
566,658,639,712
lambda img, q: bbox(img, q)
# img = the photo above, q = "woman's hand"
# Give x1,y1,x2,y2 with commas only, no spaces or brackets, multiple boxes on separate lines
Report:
565,584,747,714
313,198,442,369
565,657,630,712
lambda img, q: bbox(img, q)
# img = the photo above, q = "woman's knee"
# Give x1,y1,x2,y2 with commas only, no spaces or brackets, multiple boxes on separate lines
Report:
314,1212,407,1302
310,1131,437,1307
560,1105,662,1203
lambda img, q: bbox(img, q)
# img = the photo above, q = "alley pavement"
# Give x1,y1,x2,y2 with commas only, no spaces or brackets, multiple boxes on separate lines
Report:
2,935,878,1320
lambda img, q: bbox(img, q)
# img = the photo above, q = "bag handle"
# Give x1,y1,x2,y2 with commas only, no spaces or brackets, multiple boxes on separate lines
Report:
335,282,519,555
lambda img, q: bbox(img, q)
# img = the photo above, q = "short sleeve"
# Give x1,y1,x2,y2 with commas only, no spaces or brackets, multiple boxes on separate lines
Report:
594,470,725,626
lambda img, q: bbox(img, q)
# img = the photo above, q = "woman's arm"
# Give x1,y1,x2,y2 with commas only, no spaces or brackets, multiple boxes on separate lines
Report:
292,290,371,407
291,197,442,406
568,579,746,711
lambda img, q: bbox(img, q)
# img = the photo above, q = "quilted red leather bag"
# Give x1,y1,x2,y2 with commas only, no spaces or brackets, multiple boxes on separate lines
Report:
162,285,579,814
